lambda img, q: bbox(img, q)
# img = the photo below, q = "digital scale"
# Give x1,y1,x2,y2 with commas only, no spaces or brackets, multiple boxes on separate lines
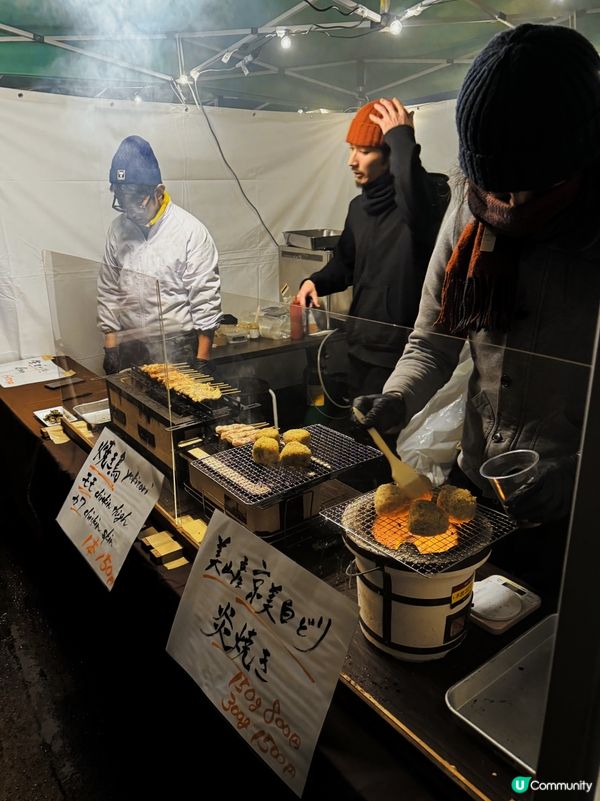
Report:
471,574,541,634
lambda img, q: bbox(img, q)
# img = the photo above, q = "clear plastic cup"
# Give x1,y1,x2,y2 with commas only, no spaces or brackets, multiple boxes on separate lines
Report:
480,449,540,520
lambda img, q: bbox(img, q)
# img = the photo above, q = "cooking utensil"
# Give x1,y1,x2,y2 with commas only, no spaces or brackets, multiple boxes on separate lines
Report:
353,407,431,500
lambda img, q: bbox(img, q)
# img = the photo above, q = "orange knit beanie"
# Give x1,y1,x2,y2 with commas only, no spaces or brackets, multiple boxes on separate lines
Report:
346,100,385,147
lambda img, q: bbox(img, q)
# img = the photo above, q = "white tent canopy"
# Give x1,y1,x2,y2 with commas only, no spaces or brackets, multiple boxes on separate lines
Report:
0,87,458,362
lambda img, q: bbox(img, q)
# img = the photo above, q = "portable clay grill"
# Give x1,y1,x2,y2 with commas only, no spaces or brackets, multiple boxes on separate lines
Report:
105,364,241,469
187,424,382,538
321,491,517,661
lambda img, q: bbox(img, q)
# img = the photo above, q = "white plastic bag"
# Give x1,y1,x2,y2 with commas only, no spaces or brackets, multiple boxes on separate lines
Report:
395,344,472,486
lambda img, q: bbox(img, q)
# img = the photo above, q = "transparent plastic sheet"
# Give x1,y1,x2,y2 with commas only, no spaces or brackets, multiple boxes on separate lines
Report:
395,344,472,485
43,255,176,511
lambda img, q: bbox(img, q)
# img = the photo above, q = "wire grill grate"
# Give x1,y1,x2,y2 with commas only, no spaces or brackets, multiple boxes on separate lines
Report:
130,364,240,418
321,490,518,575
189,424,382,508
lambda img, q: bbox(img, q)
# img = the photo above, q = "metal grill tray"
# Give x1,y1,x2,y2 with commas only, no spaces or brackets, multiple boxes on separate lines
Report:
445,614,557,772
321,490,517,575
129,365,240,418
189,424,381,508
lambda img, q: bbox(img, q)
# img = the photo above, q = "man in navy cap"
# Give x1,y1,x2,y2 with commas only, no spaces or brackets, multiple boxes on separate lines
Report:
97,135,222,373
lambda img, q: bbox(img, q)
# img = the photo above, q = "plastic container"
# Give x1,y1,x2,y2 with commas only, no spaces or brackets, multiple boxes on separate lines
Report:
290,301,306,341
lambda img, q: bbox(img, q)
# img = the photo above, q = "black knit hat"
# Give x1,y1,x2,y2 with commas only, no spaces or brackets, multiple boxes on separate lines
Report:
457,24,600,192
109,135,162,186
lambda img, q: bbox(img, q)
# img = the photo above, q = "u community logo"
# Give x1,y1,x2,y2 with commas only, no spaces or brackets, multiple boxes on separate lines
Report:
512,776,593,794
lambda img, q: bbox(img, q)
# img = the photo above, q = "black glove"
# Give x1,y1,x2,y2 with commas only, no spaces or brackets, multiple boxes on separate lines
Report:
191,357,211,374
505,456,577,524
353,393,406,434
103,346,120,375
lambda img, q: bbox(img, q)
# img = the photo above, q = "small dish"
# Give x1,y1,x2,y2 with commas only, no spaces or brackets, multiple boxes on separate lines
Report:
33,406,77,426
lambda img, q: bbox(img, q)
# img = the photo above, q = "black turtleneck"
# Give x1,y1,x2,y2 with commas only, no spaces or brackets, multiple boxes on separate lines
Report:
360,171,396,216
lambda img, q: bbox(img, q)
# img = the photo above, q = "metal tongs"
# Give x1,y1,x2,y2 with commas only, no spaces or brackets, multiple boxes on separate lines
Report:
353,407,430,500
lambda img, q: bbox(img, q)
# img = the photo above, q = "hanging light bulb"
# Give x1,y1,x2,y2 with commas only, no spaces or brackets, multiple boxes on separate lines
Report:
133,93,143,104
389,17,403,35
276,28,292,50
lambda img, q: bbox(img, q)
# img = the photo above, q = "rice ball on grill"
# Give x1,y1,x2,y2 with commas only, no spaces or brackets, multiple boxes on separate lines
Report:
252,436,280,465
407,500,449,536
374,483,411,516
436,485,477,522
252,427,280,443
280,441,312,467
282,428,311,446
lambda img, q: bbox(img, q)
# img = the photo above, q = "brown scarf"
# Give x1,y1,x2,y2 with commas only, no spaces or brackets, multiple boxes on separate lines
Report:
436,176,582,334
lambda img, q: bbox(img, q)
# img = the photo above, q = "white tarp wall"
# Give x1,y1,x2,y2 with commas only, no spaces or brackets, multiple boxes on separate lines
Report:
0,87,458,363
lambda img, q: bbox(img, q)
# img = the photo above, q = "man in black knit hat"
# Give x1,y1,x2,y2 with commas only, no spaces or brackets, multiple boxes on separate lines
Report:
354,24,600,596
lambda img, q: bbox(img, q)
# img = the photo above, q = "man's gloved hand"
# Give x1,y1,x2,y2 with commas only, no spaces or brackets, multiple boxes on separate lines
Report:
505,456,577,524
353,393,406,434
191,357,211,374
102,346,120,375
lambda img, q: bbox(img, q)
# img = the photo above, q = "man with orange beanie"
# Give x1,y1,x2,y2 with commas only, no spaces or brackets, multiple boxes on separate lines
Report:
295,97,449,397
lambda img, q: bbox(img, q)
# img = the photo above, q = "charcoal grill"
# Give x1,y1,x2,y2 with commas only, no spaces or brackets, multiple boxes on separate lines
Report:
105,367,241,470
129,364,240,420
321,490,517,575
189,424,382,509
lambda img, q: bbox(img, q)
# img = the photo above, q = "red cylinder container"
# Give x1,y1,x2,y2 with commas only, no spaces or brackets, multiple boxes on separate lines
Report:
290,301,306,341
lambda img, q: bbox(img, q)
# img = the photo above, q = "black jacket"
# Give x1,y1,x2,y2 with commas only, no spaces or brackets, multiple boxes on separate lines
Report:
309,125,449,366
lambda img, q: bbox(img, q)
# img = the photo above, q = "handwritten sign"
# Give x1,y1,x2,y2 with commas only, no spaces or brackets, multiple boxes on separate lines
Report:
0,356,67,388
167,511,357,796
56,429,164,589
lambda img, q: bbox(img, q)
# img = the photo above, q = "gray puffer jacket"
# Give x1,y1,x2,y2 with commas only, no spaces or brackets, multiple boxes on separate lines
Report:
383,199,600,494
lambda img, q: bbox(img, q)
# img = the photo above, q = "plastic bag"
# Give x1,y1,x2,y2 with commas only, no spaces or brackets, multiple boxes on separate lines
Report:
395,344,472,486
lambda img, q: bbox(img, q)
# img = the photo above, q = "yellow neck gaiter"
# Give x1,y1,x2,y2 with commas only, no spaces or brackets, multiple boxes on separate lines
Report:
147,191,171,227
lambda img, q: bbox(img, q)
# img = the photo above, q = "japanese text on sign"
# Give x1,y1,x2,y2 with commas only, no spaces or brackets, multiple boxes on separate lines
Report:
57,429,163,589
167,511,357,796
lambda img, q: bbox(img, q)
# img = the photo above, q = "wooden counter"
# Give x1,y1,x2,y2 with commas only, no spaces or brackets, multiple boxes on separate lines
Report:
0,358,548,801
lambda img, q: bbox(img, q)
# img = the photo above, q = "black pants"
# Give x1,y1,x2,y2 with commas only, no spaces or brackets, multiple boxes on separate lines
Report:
347,354,394,402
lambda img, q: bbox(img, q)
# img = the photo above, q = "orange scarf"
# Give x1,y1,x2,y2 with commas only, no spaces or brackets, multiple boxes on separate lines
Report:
436,177,582,334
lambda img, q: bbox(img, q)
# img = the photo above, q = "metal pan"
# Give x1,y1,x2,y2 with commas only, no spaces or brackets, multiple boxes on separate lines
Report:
445,613,557,772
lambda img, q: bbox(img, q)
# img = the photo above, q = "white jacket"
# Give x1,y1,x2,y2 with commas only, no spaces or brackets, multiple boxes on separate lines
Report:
97,201,221,338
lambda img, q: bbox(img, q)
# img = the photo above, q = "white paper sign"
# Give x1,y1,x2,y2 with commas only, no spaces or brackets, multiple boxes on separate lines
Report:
167,510,357,797
56,429,164,589
0,356,67,387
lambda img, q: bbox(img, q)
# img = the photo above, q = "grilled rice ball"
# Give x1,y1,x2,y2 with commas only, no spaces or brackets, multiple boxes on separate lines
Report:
279,441,312,467
374,483,412,516
407,500,449,536
254,427,280,443
252,436,280,465
282,428,311,446
436,484,477,522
